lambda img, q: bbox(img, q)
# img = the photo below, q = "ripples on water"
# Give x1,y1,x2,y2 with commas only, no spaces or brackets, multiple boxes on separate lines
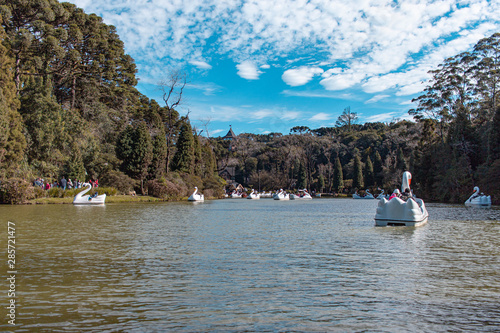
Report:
1,200,499,332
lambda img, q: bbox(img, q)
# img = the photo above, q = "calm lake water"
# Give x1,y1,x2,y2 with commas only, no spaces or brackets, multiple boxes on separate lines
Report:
1,198,499,332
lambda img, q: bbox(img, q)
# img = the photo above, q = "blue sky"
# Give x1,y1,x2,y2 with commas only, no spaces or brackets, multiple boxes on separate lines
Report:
67,0,500,137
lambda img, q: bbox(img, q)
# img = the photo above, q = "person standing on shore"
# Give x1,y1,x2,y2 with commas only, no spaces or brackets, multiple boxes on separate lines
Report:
60,176,67,190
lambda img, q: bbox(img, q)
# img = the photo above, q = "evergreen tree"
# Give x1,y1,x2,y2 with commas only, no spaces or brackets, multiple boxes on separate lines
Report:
170,121,194,173
149,128,168,179
116,123,152,184
193,133,203,176
297,162,307,189
490,105,500,162
0,23,26,176
318,174,325,192
373,150,383,186
333,156,344,192
64,141,86,181
364,156,374,187
352,154,364,190
396,147,408,171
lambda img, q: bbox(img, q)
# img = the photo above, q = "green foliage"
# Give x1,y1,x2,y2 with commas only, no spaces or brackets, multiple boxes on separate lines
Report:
170,121,194,173
297,163,307,189
333,156,344,192
116,123,153,181
146,178,182,199
99,169,137,194
364,156,374,187
0,178,35,204
352,154,363,190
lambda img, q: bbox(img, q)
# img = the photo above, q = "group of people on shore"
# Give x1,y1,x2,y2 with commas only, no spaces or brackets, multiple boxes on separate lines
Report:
33,177,99,190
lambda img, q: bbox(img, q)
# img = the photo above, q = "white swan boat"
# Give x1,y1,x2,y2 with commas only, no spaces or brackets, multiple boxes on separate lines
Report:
374,171,428,227
353,189,375,199
290,189,312,200
247,189,260,199
188,187,204,202
376,189,389,200
273,189,289,200
464,186,491,207
230,191,243,198
73,183,106,205
259,191,273,198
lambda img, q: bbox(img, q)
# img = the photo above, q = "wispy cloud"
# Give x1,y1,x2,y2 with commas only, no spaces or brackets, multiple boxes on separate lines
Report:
309,112,331,121
189,60,212,70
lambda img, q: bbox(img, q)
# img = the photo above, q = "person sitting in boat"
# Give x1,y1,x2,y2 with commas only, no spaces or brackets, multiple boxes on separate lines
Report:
400,188,412,201
88,192,99,201
388,189,400,200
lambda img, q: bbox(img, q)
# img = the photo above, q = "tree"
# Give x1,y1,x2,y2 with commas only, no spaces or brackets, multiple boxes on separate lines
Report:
396,147,408,171
373,150,383,186
149,128,168,179
116,123,152,191
160,71,186,172
290,126,310,135
336,106,357,132
0,22,26,176
333,156,344,192
318,174,325,193
364,156,374,187
352,154,363,190
297,162,307,189
170,121,194,173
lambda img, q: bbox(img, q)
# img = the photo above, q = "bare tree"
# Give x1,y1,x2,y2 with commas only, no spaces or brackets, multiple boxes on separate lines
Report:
159,71,187,172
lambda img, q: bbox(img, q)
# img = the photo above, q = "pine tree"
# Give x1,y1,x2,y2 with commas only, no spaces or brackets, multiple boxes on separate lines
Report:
170,121,194,173
116,123,153,183
396,147,408,171
364,155,374,187
297,162,307,189
0,24,26,176
149,128,168,179
352,154,364,190
333,156,344,192
373,150,383,186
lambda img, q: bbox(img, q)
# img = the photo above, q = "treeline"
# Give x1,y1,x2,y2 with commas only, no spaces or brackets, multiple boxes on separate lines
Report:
210,33,500,204
0,0,223,203
0,0,498,204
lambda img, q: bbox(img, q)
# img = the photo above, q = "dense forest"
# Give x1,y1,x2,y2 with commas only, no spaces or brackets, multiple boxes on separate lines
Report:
0,0,499,204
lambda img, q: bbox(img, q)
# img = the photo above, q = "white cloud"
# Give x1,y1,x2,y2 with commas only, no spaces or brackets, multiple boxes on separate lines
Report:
282,66,324,86
252,109,274,119
309,112,331,121
189,60,212,70
281,111,301,120
366,95,390,104
66,0,500,117
364,112,397,123
236,61,262,80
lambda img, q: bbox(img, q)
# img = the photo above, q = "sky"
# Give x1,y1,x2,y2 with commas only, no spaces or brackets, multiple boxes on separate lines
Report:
66,0,500,137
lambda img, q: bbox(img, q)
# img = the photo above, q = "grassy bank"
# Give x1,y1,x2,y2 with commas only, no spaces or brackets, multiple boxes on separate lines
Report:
29,195,167,204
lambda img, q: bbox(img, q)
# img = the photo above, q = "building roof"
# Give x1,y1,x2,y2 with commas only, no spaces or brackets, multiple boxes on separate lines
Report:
222,126,237,140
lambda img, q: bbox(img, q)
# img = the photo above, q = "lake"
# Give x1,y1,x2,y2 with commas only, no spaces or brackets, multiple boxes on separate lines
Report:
1,198,499,332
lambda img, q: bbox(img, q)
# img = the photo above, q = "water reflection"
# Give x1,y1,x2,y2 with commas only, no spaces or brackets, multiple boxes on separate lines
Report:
0,199,498,332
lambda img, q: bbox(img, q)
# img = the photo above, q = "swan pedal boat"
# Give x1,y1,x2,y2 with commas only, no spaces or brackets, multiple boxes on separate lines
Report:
374,171,429,227
353,189,375,199
247,189,261,199
188,187,204,202
465,186,491,207
290,189,312,200
73,183,106,205
273,189,289,200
